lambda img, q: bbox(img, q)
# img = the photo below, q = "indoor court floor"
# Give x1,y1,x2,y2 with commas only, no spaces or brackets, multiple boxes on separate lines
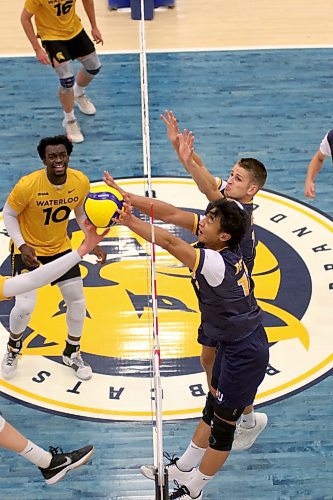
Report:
0,1,332,499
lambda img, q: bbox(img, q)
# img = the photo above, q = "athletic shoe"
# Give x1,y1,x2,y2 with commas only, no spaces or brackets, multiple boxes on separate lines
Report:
232,412,268,451
62,350,92,380
140,453,196,484
74,94,96,115
39,445,94,485
1,346,20,379
170,483,203,500
62,119,84,143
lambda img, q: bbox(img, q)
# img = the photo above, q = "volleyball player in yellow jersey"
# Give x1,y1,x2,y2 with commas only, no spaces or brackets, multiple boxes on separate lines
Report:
0,222,108,485
21,0,103,143
1,134,106,381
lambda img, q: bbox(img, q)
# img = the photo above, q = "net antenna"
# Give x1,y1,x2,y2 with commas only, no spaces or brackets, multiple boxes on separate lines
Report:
139,1,168,498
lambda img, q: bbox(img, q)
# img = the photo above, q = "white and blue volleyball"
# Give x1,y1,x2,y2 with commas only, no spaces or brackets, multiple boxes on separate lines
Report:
84,188,124,228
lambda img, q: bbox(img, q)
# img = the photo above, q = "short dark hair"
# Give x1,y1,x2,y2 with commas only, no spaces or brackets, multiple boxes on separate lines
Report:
238,158,267,189
209,198,249,249
37,135,73,160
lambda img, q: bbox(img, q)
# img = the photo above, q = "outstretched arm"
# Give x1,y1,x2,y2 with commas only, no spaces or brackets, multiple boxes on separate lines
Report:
304,149,326,199
160,110,207,167
103,171,197,232
160,110,182,162
74,205,107,263
114,203,197,270
3,222,109,298
161,111,223,202
178,131,223,202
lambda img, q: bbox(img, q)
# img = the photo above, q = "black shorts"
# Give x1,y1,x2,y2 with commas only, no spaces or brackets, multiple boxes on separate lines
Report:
197,324,218,348
11,249,81,286
42,29,95,65
211,325,269,408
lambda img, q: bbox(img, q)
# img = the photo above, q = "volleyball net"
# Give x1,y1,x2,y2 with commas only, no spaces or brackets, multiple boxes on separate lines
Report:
139,0,169,498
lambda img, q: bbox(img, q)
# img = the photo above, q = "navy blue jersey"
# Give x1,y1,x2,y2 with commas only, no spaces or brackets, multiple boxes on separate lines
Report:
237,202,255,274
191,245,262,342
326,129,333,160
203,178,255,274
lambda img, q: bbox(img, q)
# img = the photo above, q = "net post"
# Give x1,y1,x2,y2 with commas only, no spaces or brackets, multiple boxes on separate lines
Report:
154,467,169,500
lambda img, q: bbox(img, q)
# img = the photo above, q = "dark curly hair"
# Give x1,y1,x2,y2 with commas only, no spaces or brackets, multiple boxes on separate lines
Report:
37,135,73,160
208,198,249,249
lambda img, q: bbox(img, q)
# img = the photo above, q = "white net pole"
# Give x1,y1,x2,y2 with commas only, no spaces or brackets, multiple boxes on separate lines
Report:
138,0,165,495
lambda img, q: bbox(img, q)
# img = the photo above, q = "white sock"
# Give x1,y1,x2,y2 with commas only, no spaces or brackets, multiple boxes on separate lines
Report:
187,468,213,498
74,83,85,97
19,440,52,469
240,409,256,429
64,110,75,122
177,441,206,471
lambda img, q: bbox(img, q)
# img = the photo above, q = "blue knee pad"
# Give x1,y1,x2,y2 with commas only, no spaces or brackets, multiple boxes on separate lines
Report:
60,76,75,89
55,61,75,92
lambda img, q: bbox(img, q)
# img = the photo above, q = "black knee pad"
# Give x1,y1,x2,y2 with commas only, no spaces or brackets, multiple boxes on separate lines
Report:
86,66,101,76
202,391,215,425
214,401,245,422
209,416,236,451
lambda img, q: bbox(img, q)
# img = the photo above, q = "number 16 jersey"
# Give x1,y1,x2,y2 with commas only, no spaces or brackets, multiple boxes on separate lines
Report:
24,0,83,41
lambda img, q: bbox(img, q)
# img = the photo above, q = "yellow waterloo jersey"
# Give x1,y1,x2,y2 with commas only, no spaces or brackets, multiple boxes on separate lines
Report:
8,168,89,256
0,276,10,301
24,0,83,41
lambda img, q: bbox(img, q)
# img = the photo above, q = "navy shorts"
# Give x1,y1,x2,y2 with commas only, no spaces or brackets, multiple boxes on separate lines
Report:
11,249,81,286
197,324,218,348
211,325,269,409
42,29,95,65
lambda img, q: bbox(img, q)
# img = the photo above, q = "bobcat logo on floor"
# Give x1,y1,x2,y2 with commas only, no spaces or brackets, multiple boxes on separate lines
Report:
0,178,332,421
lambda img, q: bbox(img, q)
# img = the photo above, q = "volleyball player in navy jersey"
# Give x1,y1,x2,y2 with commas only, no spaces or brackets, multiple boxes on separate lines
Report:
113,194,269,500
104,126,268,452
160,114,268,449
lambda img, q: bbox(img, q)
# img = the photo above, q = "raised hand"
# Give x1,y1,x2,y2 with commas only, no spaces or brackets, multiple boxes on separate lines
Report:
112,201,133,227
103,171,127,197
77,220,109,258
178,129,195,168
160,110,180,147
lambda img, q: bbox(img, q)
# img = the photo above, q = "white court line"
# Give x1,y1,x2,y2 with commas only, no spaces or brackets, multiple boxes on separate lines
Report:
2,43,333,58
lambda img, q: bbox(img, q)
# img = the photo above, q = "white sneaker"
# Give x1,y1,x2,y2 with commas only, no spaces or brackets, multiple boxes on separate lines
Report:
74,94,96,115
62,350,92,380
232,412,268,451
1,346,20,379
140,454,196,484
62,119,84,143
170,484,203,500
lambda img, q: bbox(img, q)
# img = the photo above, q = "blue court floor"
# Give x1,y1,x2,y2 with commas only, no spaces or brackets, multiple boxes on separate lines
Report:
0,49,332,499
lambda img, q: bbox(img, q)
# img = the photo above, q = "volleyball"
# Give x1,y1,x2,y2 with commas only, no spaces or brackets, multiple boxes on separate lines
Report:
83,188,124,228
